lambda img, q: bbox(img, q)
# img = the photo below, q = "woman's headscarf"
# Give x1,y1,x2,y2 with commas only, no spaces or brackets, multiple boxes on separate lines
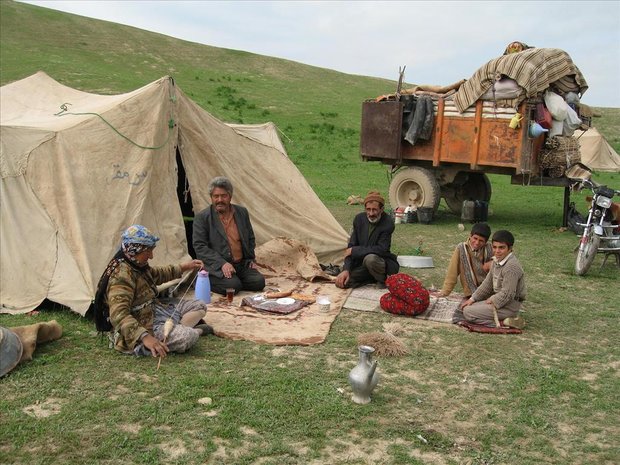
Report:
120,225,160,265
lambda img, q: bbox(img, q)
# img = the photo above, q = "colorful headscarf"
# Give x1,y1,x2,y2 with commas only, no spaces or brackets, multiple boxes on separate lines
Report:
121,225,160,247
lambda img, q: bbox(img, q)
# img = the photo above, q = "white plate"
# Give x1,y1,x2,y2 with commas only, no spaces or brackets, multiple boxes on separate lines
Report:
276,297,295,305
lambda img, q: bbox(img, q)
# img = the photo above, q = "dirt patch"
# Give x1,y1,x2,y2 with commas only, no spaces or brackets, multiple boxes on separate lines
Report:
305,432,451,465
22,398,63,418
122,371,156,383
119,423,142,434
240,426,259,436
158,438,187,460
211,437,254,462
109,384,131,400
271,347,289,357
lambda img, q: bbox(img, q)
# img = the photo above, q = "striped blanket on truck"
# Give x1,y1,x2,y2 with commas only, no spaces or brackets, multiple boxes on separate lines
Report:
453,48,588,113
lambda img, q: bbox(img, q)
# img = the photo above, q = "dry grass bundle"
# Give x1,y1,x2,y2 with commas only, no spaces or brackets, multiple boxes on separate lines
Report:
357,331,409,356
347,194,363,205
382,321,405,336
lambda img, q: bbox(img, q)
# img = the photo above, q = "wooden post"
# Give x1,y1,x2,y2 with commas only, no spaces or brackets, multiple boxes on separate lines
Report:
562,185,570,227
432,98,445,167
470,100,483,169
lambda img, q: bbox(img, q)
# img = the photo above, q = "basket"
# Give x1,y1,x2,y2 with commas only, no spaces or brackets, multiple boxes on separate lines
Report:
538,136,581,178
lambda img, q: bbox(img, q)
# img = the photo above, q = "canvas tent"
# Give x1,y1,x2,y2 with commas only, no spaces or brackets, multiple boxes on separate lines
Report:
0,72,348,316
226,122,288,157
574,127,620,172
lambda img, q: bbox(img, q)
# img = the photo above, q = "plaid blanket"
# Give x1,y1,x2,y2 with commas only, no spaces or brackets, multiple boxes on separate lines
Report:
454,48,588,113
343,285,463,324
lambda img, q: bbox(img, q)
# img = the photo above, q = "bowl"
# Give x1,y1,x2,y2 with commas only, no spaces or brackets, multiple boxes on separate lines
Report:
397,256,434,268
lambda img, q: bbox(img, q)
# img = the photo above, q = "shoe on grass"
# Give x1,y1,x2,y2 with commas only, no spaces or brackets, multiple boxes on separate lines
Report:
195,323,214,336
502,316,525,329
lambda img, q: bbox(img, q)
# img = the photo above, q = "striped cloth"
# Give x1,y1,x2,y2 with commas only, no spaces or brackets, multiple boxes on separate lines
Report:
454,48,588,113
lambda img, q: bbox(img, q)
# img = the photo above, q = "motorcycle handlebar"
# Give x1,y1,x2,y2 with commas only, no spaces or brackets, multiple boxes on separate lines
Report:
570,178,619,196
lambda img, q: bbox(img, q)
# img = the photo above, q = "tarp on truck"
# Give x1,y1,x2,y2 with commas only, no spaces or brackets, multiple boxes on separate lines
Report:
454,48,588,113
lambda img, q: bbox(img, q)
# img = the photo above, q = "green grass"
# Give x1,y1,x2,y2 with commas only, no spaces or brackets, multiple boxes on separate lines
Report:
1,2,619,464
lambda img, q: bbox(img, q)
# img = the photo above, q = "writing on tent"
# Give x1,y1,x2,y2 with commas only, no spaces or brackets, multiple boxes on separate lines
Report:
111,164,148,186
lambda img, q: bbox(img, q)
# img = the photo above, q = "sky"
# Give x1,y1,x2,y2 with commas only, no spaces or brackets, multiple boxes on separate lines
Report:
21,0,620,107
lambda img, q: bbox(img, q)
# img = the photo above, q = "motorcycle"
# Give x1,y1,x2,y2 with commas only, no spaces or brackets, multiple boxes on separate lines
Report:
573,178,620,276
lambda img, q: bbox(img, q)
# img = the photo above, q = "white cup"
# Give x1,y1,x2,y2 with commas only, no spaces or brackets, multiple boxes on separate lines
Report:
317,295,331,312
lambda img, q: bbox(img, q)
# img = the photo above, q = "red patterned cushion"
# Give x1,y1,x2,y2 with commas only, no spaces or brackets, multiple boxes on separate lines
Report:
379,273,430,316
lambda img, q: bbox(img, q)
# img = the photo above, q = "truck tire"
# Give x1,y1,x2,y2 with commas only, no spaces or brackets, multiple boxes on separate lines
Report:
389,167,441,211
443,172,492,215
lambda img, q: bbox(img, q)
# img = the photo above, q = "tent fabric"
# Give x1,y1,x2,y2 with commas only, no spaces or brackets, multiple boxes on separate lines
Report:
575,127,620,172
1,72,348,316
226,122,288,157
454,48,588,113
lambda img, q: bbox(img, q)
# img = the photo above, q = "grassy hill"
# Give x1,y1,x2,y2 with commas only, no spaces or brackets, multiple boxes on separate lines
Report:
1,3,619,465
0,1,401,201
2,0,618,203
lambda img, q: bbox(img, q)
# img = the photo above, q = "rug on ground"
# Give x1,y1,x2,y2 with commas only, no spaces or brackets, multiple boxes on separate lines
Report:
343,285,464,324
201,237,350,345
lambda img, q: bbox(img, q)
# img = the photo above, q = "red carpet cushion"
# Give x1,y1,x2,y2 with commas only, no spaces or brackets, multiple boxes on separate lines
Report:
380,273,430,316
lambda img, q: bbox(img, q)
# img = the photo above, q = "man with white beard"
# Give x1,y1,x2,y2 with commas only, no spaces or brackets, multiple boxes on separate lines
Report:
335,191,399,289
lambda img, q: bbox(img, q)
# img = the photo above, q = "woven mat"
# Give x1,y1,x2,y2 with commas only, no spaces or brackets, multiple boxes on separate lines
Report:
343,285,463,324
202,238,349,346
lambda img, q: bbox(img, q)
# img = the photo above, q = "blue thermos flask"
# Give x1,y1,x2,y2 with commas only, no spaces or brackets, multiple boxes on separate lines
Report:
195,270,211,303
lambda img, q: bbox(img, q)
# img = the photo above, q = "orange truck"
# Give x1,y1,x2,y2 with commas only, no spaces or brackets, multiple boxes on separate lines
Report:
359,96,569,214
360,48,591,224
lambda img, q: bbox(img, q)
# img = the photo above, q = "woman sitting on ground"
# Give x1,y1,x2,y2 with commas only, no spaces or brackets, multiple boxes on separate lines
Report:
94,224,212,358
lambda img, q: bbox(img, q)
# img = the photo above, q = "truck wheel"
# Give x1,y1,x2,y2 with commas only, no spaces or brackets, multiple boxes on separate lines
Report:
443,172,492,215
389,167,440,211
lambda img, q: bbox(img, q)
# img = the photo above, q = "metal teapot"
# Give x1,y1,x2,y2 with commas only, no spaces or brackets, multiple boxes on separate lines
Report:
348,345,379,404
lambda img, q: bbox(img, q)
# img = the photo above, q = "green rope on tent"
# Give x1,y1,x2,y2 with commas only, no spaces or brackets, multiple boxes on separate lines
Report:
54,103,174,150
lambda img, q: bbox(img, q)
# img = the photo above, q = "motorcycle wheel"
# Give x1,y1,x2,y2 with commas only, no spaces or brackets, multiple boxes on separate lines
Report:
574,229,600,276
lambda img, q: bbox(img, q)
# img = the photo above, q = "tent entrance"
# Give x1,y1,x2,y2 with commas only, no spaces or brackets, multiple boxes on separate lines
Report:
176,148,196,257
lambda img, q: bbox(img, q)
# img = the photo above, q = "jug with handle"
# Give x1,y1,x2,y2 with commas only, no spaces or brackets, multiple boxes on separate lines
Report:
348,345,380,404
195,270,211,303
509,112,524,129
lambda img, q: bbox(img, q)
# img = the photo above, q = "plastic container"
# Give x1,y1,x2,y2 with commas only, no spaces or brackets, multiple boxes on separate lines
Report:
461,200,475,223
474,200,489,223
418,207,434,225
397,256,434,268
394,207,405,224
529,121,549,138
195,270,211,303
404,205,417,223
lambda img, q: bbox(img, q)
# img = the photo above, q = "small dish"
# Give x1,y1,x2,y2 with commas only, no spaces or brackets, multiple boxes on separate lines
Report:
276,297,295,305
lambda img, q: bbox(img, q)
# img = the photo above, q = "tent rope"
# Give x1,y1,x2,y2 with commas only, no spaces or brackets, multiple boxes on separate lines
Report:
54,103,174,150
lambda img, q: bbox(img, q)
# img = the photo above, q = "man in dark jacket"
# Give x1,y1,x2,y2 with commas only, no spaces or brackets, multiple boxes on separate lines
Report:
193,176,265,296
335,191,399,289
